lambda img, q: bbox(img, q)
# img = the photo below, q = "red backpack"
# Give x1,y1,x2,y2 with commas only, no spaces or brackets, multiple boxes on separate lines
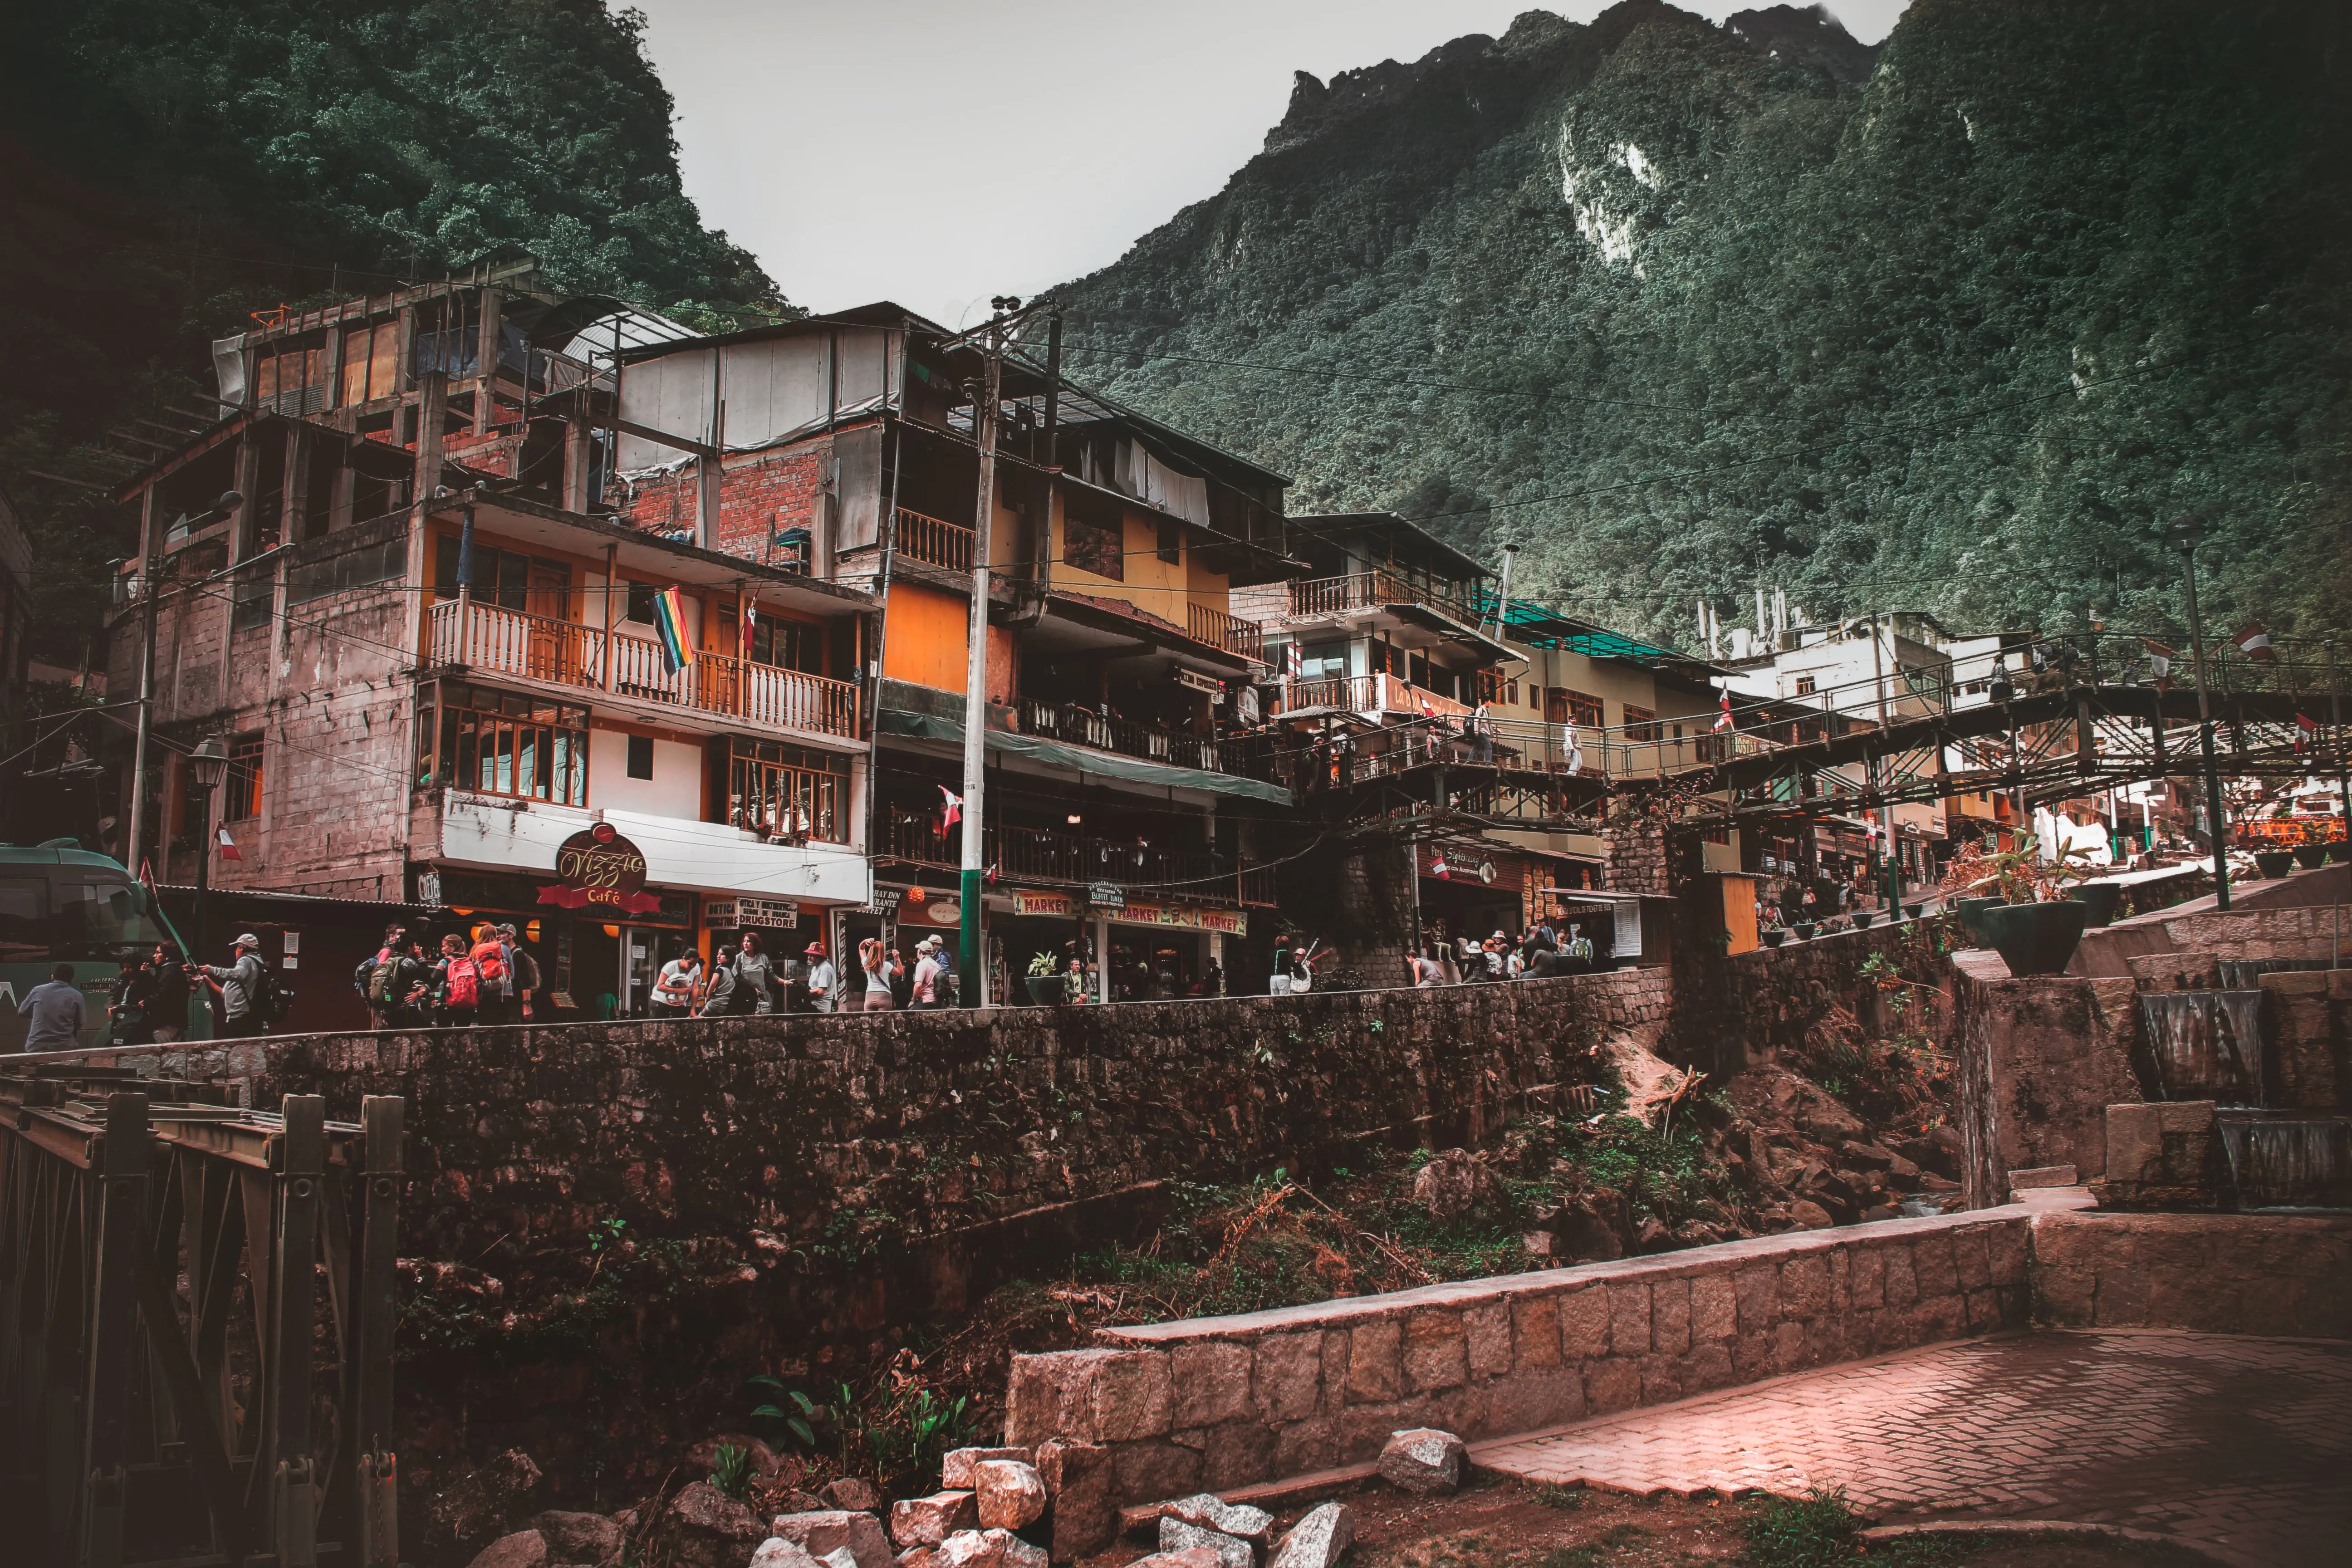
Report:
445,956,480,1009
470,940,507,984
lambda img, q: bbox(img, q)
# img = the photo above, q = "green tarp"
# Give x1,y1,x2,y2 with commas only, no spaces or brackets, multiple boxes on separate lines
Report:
877,706,1293,806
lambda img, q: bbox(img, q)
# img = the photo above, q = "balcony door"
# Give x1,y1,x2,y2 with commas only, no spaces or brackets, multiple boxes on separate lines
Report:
524,563,577,681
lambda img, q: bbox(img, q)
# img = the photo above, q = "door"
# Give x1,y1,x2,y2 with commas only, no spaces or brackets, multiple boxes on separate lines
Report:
620,926,659,1016
525,563,574,680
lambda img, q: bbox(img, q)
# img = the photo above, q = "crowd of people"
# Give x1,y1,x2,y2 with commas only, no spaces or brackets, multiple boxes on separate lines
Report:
1407,920,1599,986
647,930,969,1019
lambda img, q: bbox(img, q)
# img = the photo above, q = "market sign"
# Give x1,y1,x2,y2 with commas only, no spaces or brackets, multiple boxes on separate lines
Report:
1011,889,1081,917
1008,888,1245,935
1088,881,1127,911
539,823,661,913
704,897,799,929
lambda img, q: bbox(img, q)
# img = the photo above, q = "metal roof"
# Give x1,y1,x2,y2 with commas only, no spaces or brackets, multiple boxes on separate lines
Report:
1485,596,1727,676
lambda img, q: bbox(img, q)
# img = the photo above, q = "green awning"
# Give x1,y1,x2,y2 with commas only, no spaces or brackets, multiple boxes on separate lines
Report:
877,705,1293,805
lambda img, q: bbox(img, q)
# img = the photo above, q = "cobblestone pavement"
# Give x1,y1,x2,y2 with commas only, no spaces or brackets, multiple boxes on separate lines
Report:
1473,1331,2352,1568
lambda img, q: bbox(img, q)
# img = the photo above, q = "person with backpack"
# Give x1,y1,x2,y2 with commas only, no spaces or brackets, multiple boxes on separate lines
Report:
727,931,778,1015
466,924,512,1025
433,933,481,1027
144,944,193,1042
356,924,410,1029
499,924,540,1022
201,934,278,1038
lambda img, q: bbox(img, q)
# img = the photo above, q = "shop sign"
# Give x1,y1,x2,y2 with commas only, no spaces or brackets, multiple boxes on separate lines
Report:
1088,881,1127,911
1011,889,1082,917
705,897,799,929
1110,901,1249,936
1175,668,1224,697
539,823,660,913
922,898,963,926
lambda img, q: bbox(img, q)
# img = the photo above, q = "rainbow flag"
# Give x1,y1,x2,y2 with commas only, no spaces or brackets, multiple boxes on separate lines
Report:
649,586,694,673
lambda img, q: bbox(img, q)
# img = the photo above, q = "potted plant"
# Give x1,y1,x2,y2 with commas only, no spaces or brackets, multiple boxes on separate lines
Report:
1903,902,1925,920
2073,881,2123,928
1791,921,1818,940
1852,908,1877,929
1760,929,1788,948
2330,838,2351,864
1024,951,1063,1006
2293,828,2329,870
1962,842,2101,975
2252,847,2295,879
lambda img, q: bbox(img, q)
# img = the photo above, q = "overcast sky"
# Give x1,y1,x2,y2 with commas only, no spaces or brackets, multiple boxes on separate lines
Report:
631,1,1911,328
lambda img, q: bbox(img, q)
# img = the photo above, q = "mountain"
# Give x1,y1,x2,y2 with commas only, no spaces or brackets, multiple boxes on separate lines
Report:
1041,0,2352,649
1,0,781,665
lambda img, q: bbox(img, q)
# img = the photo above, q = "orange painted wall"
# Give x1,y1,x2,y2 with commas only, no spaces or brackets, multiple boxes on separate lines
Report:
882,581,1014,697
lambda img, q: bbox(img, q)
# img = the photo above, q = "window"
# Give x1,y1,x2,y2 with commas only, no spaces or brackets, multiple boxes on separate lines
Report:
1545,688,1603,728
432,538,568,613
1297,642,1348,681
627,735,654,779
1156,518,1182,565
727,739,850,844
1794,675,1818,696
627,580,660,623
417,684,589,805
1063,492,1123,581
1624,706,1661,743
750,614,818,674
223,735,264,821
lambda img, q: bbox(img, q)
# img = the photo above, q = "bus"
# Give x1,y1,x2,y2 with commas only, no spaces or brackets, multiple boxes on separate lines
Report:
0,841,177,1052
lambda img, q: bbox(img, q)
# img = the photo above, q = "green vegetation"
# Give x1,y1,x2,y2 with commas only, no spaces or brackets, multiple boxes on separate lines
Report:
707,1441,754,1501
745,1368,977,1493
1744,1489,1862,1568
1047,0,2352,646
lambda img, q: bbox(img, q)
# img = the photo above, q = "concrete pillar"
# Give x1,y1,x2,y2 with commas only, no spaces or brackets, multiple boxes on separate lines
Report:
414,371,448,498
473,288,503,435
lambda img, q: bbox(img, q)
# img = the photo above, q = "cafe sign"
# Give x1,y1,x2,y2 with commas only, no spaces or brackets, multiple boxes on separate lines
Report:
539,823,662,913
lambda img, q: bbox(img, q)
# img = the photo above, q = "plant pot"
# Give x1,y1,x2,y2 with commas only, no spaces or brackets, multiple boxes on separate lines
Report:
2073,882,2122,928
1977,899,2089,977
2253,850,2295,879
1903,903,1925,920
1955,897,2003,940
2293,844,2328,869
1851,910,1876,929
2330,842,2351,864
1024,974,1063,1006
1760,930,1787,948
1791,922,1818,940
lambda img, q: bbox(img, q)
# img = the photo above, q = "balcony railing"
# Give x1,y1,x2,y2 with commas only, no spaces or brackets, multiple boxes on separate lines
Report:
1285,570,1476,625
895,507,974,573
1186,602,1266,662
875,818,1279,907
427,598,859,738
1268,671,1475,723
1016,696,1245,774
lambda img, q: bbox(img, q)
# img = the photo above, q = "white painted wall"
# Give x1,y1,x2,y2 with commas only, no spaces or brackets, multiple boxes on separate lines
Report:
588,727,704,818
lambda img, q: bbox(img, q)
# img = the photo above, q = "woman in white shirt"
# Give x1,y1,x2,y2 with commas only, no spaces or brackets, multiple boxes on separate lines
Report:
651,951,700,1019
859,938,897,1010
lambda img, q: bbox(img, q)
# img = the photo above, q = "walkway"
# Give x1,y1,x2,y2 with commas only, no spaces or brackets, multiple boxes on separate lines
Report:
1474,1331,2352,1568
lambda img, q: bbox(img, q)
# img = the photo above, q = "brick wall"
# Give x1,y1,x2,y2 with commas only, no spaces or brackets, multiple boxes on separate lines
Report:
621,446,830,565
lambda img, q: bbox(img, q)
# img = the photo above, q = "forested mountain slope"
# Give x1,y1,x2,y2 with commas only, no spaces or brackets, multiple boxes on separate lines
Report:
1043,0,2351,646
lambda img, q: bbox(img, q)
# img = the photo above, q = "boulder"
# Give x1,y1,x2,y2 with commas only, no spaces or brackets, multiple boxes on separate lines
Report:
466,1531,549,1568
529,1512,624,1568
660,1484,765,1568
1786,1199,1836,1230
1036,1440,1116,1563
1547,1191,1628,1262
1161,1495,1274,1547
776,1491,829,1515
892,1493,979,1548
1411,1150,1500,1221
1157,1520,1250,1568
751,1542,827,1568
1377,1428,1465,1494
941,1448,1035,1489
434,1448,545,1553
971,1460,1048,1532
825,1479,883,1514
823,1550,861,1568
1268,1504,1353,1568
936,1529,1049,1568
1125,1552,1222,1568
770,1510,894,1568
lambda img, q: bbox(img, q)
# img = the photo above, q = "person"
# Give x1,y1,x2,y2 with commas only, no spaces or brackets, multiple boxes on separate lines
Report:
1471,701,1494,764
889,946,915,1009
729,931,777,1014
1563,922,1595,971
201,934,274,1038
1064,954,1091,1002
466,924,512,1026
804,943,838,1013
1410,946,1443,987
108,954,156,1046
145,944,191,1042
859,938,897,1010
1505,941,1527,980
1486,931,1509,980
499,924,541,1022
1800,884,1820,923
931,939,958,1008
696,958,738,1018
382,938,435,1028
433,933,481,1027
911,937,946,1009
356,924,411,1029
19,962,87,1051
1285,947,1314,993
650,949,701,1019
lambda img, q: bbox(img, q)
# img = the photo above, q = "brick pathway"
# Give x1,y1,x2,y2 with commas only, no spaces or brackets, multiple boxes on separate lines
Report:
1473,1331,2352,1568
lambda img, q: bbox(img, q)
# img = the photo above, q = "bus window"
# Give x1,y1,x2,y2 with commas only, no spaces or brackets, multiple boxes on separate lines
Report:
57,881,160,946
0,877,44,938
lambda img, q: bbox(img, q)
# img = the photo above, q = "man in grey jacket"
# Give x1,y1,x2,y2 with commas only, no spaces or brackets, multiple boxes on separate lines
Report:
17,963,87,1052
202,934,272,1038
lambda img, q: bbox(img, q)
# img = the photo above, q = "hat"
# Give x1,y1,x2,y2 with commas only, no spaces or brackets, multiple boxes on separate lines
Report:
917,935,941,950
233,933,261,949
804,942,826,956
1492,930,1508,941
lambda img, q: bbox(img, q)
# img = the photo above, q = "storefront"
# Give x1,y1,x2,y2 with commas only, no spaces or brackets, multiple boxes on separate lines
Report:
1416,843,1528,955
995,886,1245,1002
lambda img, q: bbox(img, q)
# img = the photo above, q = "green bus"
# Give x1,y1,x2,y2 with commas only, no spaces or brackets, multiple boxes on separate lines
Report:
0,842,177,1052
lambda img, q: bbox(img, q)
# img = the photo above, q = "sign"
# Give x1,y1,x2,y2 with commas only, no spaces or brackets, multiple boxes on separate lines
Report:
540,823,661,913
1011,889,1082,917
705,897,799,929
923,899,962,926
1008,888,1245,935
416,870,443,907
1088,881,1127,911
1477,861,1497,885
1176,668,1224,697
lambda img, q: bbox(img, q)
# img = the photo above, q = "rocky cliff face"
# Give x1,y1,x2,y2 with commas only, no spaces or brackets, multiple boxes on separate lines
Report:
1042,0,2350,646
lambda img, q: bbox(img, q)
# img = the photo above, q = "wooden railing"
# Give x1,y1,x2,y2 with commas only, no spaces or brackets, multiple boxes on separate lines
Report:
1016,696,1251,774
428,598,858,737
1285,570,1476,624
1187,601,1266,662
1268,672,1476,722
895,507,974,573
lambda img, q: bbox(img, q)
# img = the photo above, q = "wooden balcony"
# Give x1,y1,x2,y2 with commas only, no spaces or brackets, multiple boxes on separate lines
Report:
895,507,974,573
426,598,859,739
1187,601,1266,662
1284,570,1476,625
1268,672,1475,722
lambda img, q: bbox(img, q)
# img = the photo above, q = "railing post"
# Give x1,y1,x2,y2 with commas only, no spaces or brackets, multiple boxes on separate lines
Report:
353,1097,402,1568
269,1095,326,1568
79,1092,151,1568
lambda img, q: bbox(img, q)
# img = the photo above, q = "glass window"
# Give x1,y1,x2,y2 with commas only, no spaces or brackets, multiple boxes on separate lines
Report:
1156,518,1181,564
726,738,850,844
750,615,819,674
627,581,659,623
224,734,264,821
422,684,588,806
627,735,654,779
1624,706,1661,742
1546,688,1604,728
1298,642,1348,681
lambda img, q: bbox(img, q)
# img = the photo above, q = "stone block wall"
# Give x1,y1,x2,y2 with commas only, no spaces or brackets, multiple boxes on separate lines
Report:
1003,1206,2031,1503
2029,1208,2352,1337
1678,917,1939,1076
1951,953,2143,1206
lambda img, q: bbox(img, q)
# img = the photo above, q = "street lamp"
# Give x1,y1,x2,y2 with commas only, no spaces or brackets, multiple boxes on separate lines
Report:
186,733,231,967
2169,520,2230,911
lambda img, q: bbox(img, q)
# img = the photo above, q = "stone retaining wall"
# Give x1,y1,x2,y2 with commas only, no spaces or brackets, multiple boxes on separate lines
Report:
1003,1204,2034,1504
2029,1208,2352,1338
1950,954,2142,1206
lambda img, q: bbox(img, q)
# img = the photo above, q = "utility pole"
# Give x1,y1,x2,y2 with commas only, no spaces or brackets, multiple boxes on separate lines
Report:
127,491,238,877
958,335,1003,1006
2173,521,2230,910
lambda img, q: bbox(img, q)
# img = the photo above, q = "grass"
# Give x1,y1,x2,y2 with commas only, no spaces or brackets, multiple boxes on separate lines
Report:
1744,1489,1863,1567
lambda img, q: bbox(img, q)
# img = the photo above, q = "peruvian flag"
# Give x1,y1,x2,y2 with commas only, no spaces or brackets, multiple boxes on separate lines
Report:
2297,712,2320,753
1714,690,1735,732
2231,623,2276,663
216,826,242,862
938,786,962,833
1430,851,1450,880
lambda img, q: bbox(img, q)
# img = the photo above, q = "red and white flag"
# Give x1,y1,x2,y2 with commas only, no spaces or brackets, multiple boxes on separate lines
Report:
216,827,242,862
938,786,962,833
1429,852,1450,880
1713,690,1735,732
2230,623,2275,663
740,595,758,652
2297,712,2320,753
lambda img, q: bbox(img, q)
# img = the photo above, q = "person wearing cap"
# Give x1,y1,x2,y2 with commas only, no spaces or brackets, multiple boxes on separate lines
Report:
499,923,542,1021
1486,932,1509,981
911,936,947,1010
201,934,272,1038
804,942,838,1013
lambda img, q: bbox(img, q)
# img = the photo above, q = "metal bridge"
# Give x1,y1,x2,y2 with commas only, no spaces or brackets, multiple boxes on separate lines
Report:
0,1069,402,1568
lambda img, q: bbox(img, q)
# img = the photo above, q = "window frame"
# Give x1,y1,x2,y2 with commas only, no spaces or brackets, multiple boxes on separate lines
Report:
222,734,264,822
417,683,590,807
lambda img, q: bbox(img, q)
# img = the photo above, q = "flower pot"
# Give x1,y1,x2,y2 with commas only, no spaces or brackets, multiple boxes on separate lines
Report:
2073,882,2122,928
1977,899,2089,977
2329,842,2351,864
2292,844,2328,869
1955,897,2003,940
1903,903,1925,920
1760,929,1787,948
2253,850,2295,879
1025,974,1063,1006
1791,922,1818,940
1851,910,1876,929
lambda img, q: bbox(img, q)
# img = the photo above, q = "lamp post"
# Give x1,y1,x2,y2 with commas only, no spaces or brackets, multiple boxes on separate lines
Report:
2170,522,2230,911
186,733,231,970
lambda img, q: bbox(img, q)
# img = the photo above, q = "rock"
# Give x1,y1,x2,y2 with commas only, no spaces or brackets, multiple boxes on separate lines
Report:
1633,1216,1672,1252
941,1448,1034,1489
897,1552,940,1568
1037,1440,1115,1563
752,1540,827,1568
1411,1149,1500,1220
530,1512,624,1568
936,1529,1049,1568
823,1549,862,1568
972,1460,1048,1531
1126,1551,1222,1568
1786,1200,1835,1230
1268,1504,1354,1568
825,1479,884,1514
467,1530,549,1568
771,1511,895,1568
1162,1494,1274,1546
1724,1064,1867,1146
1548,1191,1627,1262
1838,1141,1896,1170
1520,1230,1553,1258
1377,1428,1465,1494
434,1448,545,1553
777,1491,829,1515
892,1493,980,1549
1157,1522,1250,1568
661,1484,765,1568
1918,1172,1961,1192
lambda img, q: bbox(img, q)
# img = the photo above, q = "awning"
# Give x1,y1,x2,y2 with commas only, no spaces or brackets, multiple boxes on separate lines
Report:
877,705,1293,806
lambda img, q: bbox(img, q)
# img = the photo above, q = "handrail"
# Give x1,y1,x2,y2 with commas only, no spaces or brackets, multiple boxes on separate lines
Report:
1186,601,1266,662
1015,695,1246,775
895,507,974,573
1284,570,1477,624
